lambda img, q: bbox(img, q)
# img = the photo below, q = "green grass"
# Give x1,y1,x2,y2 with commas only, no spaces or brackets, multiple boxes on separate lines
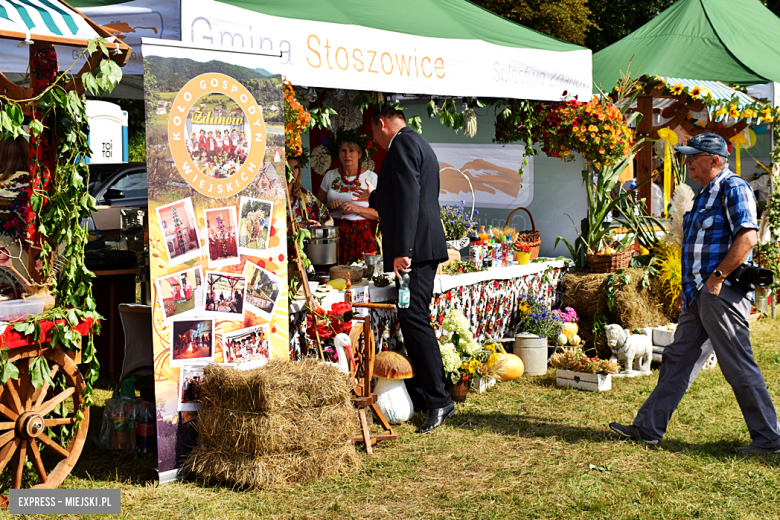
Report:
12,319,780,519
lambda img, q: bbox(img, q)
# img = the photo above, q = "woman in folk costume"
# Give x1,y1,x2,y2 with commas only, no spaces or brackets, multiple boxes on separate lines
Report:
208,228,218,261
227,225,237,258
315,131,376,264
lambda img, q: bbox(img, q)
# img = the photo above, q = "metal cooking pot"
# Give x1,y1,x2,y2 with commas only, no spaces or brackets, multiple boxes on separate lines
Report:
305,237,338,265
309,225,339,239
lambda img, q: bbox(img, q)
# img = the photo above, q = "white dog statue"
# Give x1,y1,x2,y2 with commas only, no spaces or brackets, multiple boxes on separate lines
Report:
605,324,653,376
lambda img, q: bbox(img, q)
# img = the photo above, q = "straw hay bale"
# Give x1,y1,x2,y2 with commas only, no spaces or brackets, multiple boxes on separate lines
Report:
201,359,353,413
562,268,678,358
196,401,357,455
183,442,359,490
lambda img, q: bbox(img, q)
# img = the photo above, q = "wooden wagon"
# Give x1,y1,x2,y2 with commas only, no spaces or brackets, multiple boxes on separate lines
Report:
0,317,93,507
0,0,131,505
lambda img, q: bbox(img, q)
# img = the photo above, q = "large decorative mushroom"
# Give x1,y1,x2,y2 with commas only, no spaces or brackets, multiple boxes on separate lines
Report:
373,351,415,424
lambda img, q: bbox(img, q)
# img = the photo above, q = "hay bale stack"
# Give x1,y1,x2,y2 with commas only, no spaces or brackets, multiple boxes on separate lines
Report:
562,268,679,358
185,443,359,490
184,360,360,489
200,359,352,413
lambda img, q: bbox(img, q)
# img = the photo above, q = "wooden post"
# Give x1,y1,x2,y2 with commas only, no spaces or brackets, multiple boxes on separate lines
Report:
283,178,324,360
637,95,654,216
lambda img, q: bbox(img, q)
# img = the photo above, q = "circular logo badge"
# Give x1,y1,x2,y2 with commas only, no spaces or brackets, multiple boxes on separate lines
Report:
169,73,266,198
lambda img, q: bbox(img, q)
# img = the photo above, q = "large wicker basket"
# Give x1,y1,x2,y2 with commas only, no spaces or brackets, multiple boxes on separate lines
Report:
506,207,541,260
587,247,633,273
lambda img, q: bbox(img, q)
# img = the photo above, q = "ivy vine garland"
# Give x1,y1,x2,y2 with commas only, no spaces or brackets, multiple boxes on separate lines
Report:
0,40,123,437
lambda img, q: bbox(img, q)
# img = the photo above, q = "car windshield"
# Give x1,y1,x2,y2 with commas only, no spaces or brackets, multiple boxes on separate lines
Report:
87,162,147,201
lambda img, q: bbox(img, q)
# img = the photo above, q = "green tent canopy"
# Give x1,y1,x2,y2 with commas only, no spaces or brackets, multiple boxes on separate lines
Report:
175,0,592,100
593,0,780,92
215,0,581,53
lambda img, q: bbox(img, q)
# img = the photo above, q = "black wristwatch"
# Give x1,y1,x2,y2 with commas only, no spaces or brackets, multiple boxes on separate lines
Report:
713,269,725,280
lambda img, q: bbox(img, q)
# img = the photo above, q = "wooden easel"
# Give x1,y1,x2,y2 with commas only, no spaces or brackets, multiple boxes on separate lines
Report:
348,285,399,454
283,179,324,360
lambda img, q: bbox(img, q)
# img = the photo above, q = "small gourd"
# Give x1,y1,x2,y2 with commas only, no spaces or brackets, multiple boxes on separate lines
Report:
568,333,581,346
556,333,568,346
561,322,579,339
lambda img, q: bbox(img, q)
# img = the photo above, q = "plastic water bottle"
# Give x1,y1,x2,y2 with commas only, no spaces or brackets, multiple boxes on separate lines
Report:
507,236,514,267
398,272,411,309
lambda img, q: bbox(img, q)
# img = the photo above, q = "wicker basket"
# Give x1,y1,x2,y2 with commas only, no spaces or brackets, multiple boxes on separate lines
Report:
506,207,541,260
587,247,633,273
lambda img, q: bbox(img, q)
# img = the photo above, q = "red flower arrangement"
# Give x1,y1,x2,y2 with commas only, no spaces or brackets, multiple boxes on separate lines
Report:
515,244,531,253
305,301,354,340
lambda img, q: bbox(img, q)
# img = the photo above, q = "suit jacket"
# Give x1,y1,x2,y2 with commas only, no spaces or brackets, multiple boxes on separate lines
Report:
369,127,448,272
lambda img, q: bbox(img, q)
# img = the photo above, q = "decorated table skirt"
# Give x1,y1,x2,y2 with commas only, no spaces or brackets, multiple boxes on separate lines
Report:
289,260,566,359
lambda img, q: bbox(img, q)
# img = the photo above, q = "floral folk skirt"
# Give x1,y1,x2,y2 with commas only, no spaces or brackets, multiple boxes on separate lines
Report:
338,219,376,265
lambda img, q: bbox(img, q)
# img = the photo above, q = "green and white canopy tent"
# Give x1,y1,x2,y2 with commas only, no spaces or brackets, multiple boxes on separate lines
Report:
593,0,780,92
27,0,592,101
592,0,780,214
176,0,591,100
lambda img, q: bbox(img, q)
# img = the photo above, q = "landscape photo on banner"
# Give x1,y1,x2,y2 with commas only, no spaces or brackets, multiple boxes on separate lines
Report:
432,143,533,209
142,40,286,473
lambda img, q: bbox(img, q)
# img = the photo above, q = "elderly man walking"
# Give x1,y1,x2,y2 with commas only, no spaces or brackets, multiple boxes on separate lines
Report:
610,133,780,453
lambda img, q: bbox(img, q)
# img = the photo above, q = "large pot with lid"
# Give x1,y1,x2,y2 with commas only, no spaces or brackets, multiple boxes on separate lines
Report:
305,226,339,265
309,226,339,239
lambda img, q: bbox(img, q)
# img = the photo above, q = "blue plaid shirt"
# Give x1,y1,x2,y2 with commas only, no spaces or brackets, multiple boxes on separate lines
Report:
681,168,758,307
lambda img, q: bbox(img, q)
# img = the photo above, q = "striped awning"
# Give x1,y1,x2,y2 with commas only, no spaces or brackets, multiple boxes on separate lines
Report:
662,77,760,108
0,0,99,41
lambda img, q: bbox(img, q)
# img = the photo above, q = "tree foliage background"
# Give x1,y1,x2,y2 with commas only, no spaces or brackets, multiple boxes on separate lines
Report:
473,0,780,51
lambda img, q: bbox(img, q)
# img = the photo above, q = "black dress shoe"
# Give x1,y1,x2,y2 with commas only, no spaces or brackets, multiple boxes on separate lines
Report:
417,403,455,434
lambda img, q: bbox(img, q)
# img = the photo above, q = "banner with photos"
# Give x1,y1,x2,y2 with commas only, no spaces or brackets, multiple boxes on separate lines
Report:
143,40,286,473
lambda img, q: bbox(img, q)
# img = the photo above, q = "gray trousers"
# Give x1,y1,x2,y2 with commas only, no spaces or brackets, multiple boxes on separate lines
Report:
634,284,780,448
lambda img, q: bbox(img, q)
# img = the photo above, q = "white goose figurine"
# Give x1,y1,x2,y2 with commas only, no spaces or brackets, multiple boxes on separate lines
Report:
322,333,351,373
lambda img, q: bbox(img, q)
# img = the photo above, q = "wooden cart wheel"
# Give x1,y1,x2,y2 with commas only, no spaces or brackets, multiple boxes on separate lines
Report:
0,345,88,507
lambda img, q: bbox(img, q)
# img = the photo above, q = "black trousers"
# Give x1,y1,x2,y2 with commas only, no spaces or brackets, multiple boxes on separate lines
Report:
396,260,452,410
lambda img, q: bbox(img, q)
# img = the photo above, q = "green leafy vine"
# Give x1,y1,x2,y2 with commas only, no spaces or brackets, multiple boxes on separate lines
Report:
0,39,123,439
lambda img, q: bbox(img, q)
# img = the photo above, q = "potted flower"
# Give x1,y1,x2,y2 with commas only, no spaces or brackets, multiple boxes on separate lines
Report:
474,340,507,393
514,294,564,376
440,201,478,250
550,347,618,392
515,244,531,265
437,309,483,401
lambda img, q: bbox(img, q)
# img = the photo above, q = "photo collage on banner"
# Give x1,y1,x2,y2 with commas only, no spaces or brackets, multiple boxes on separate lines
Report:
143,40,287,473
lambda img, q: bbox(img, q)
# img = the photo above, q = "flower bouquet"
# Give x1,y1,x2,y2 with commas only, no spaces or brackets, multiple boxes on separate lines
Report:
552,307,580,346
516,294,564,341
438,309,503,399
550,346,618,392
305,301,354,362
440,201,478,249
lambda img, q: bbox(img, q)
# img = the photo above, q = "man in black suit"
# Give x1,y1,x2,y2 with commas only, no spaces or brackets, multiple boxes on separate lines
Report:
365,105,453,433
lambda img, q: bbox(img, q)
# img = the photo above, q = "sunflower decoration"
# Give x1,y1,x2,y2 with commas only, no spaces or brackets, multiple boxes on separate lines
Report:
689,86,702,100
728,104,741,118
670,83,685,95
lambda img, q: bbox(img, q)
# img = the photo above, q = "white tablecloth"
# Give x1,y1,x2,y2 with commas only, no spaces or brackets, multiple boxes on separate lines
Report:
291,258,567,310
